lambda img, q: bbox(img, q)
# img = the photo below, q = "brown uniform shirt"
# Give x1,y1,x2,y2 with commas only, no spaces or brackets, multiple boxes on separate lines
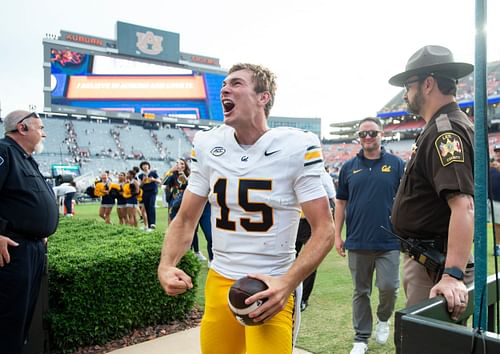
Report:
391,102,474,240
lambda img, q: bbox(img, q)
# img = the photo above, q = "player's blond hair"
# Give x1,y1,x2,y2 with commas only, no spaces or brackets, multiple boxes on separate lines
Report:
228,63,277,118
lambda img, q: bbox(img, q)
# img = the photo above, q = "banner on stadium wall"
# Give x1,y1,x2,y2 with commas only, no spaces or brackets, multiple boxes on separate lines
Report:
60,30,115,48
117,21,180,63
180,52,220,67
66,75,207,99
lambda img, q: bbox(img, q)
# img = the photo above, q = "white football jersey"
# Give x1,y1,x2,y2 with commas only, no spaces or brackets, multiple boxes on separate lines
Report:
187,125,326,279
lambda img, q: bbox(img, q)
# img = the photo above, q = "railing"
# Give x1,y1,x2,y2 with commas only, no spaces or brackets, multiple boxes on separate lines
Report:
395,273,500,353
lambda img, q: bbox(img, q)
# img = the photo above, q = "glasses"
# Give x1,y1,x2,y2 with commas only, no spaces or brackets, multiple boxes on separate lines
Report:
404,78,421,92
358,130,380,138
10,112,40,132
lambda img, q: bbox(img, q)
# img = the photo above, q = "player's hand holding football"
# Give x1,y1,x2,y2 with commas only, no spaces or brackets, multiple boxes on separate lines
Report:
244,274,293,323
157,265,193,296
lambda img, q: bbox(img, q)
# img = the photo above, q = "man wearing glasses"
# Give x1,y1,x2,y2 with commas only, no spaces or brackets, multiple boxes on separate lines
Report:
334,117,404,354
389,45,474,321
0,110,59,352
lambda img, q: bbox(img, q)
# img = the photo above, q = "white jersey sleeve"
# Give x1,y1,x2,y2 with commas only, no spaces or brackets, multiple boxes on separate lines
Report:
186,129,212,197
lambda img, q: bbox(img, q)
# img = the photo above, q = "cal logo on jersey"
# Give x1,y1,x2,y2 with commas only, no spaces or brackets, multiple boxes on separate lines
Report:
434,132,464,166
304,145,323,166
210,146,226,157
381,165,392,173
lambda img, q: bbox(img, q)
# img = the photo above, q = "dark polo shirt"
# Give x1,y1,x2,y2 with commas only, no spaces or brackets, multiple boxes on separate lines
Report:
0,136,58,239
336,147,405,250
391,102,474,240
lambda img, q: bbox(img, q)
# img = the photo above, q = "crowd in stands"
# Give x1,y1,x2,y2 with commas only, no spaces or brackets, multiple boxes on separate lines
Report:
110,127,127,159
26,117,193,177
2,113,498,191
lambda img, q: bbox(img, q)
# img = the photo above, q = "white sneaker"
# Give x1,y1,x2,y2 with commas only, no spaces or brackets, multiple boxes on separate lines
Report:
350,342,368,354
375,320,390,344
195,252,207,261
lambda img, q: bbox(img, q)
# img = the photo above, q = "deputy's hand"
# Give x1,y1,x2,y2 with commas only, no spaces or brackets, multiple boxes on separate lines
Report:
157,265,193,296
429,275,468,321
0,235,19,267
245,274,294,324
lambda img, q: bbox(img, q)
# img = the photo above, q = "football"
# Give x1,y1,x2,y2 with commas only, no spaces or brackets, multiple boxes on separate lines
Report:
228,276,269,326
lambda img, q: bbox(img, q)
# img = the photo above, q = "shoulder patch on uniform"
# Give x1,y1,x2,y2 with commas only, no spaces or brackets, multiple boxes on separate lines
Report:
435,114,452,132
304,146,323,166
434,132,464,166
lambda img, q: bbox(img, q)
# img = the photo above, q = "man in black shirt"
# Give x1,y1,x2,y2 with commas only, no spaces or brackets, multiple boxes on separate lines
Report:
0,110,59,352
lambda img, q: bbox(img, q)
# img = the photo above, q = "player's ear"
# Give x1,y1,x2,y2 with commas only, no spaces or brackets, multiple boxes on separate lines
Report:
258,91,271,106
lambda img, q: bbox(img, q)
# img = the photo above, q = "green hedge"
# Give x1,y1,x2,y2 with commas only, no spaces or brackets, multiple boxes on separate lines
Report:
47,218,201,352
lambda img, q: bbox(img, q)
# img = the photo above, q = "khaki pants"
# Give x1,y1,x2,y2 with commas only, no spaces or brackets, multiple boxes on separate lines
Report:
403,254,474,307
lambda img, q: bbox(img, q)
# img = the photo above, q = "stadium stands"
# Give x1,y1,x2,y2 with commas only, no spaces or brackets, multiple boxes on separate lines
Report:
42,118,69,154
71,119,117,156
32,117,193,179
383,119,424,132
4,112,500,188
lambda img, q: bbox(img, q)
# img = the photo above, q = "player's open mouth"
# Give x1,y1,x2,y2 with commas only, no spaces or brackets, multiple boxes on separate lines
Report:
222,99,235,114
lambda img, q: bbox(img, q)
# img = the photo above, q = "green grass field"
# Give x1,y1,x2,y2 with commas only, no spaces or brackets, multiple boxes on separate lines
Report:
70,202,499,354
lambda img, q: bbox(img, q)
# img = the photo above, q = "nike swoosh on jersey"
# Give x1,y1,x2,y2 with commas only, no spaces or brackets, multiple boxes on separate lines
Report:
264,150,280,156
353,169,363,174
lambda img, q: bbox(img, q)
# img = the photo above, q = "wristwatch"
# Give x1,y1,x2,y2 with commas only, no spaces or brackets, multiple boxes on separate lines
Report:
443,267,465,281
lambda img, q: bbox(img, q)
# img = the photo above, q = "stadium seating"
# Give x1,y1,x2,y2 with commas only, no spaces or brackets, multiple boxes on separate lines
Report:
71,120,117,155
4,113,499,188
32,117,193,178
41,118,69,154
115,124,158,159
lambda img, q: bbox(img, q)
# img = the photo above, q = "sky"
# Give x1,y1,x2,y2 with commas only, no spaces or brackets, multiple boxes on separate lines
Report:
1,0,500,137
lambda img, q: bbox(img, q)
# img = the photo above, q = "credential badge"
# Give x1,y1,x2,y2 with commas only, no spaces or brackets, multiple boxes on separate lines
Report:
210,146,226,157
136,31,163,55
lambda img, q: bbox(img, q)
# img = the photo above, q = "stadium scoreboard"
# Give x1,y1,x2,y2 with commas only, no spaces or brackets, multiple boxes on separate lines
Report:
43,21,227,127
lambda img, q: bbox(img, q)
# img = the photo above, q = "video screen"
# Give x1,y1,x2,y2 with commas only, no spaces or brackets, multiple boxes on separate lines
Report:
51,164,81,178
48,48,225,121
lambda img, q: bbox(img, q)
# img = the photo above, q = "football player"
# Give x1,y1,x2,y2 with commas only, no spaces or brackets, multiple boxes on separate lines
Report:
158,63,335,354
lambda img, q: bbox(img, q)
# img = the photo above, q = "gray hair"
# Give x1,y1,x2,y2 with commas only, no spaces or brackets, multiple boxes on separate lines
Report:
3,110,33,135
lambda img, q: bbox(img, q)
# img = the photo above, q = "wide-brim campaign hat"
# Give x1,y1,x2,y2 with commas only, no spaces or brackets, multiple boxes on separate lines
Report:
389,45,474,87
